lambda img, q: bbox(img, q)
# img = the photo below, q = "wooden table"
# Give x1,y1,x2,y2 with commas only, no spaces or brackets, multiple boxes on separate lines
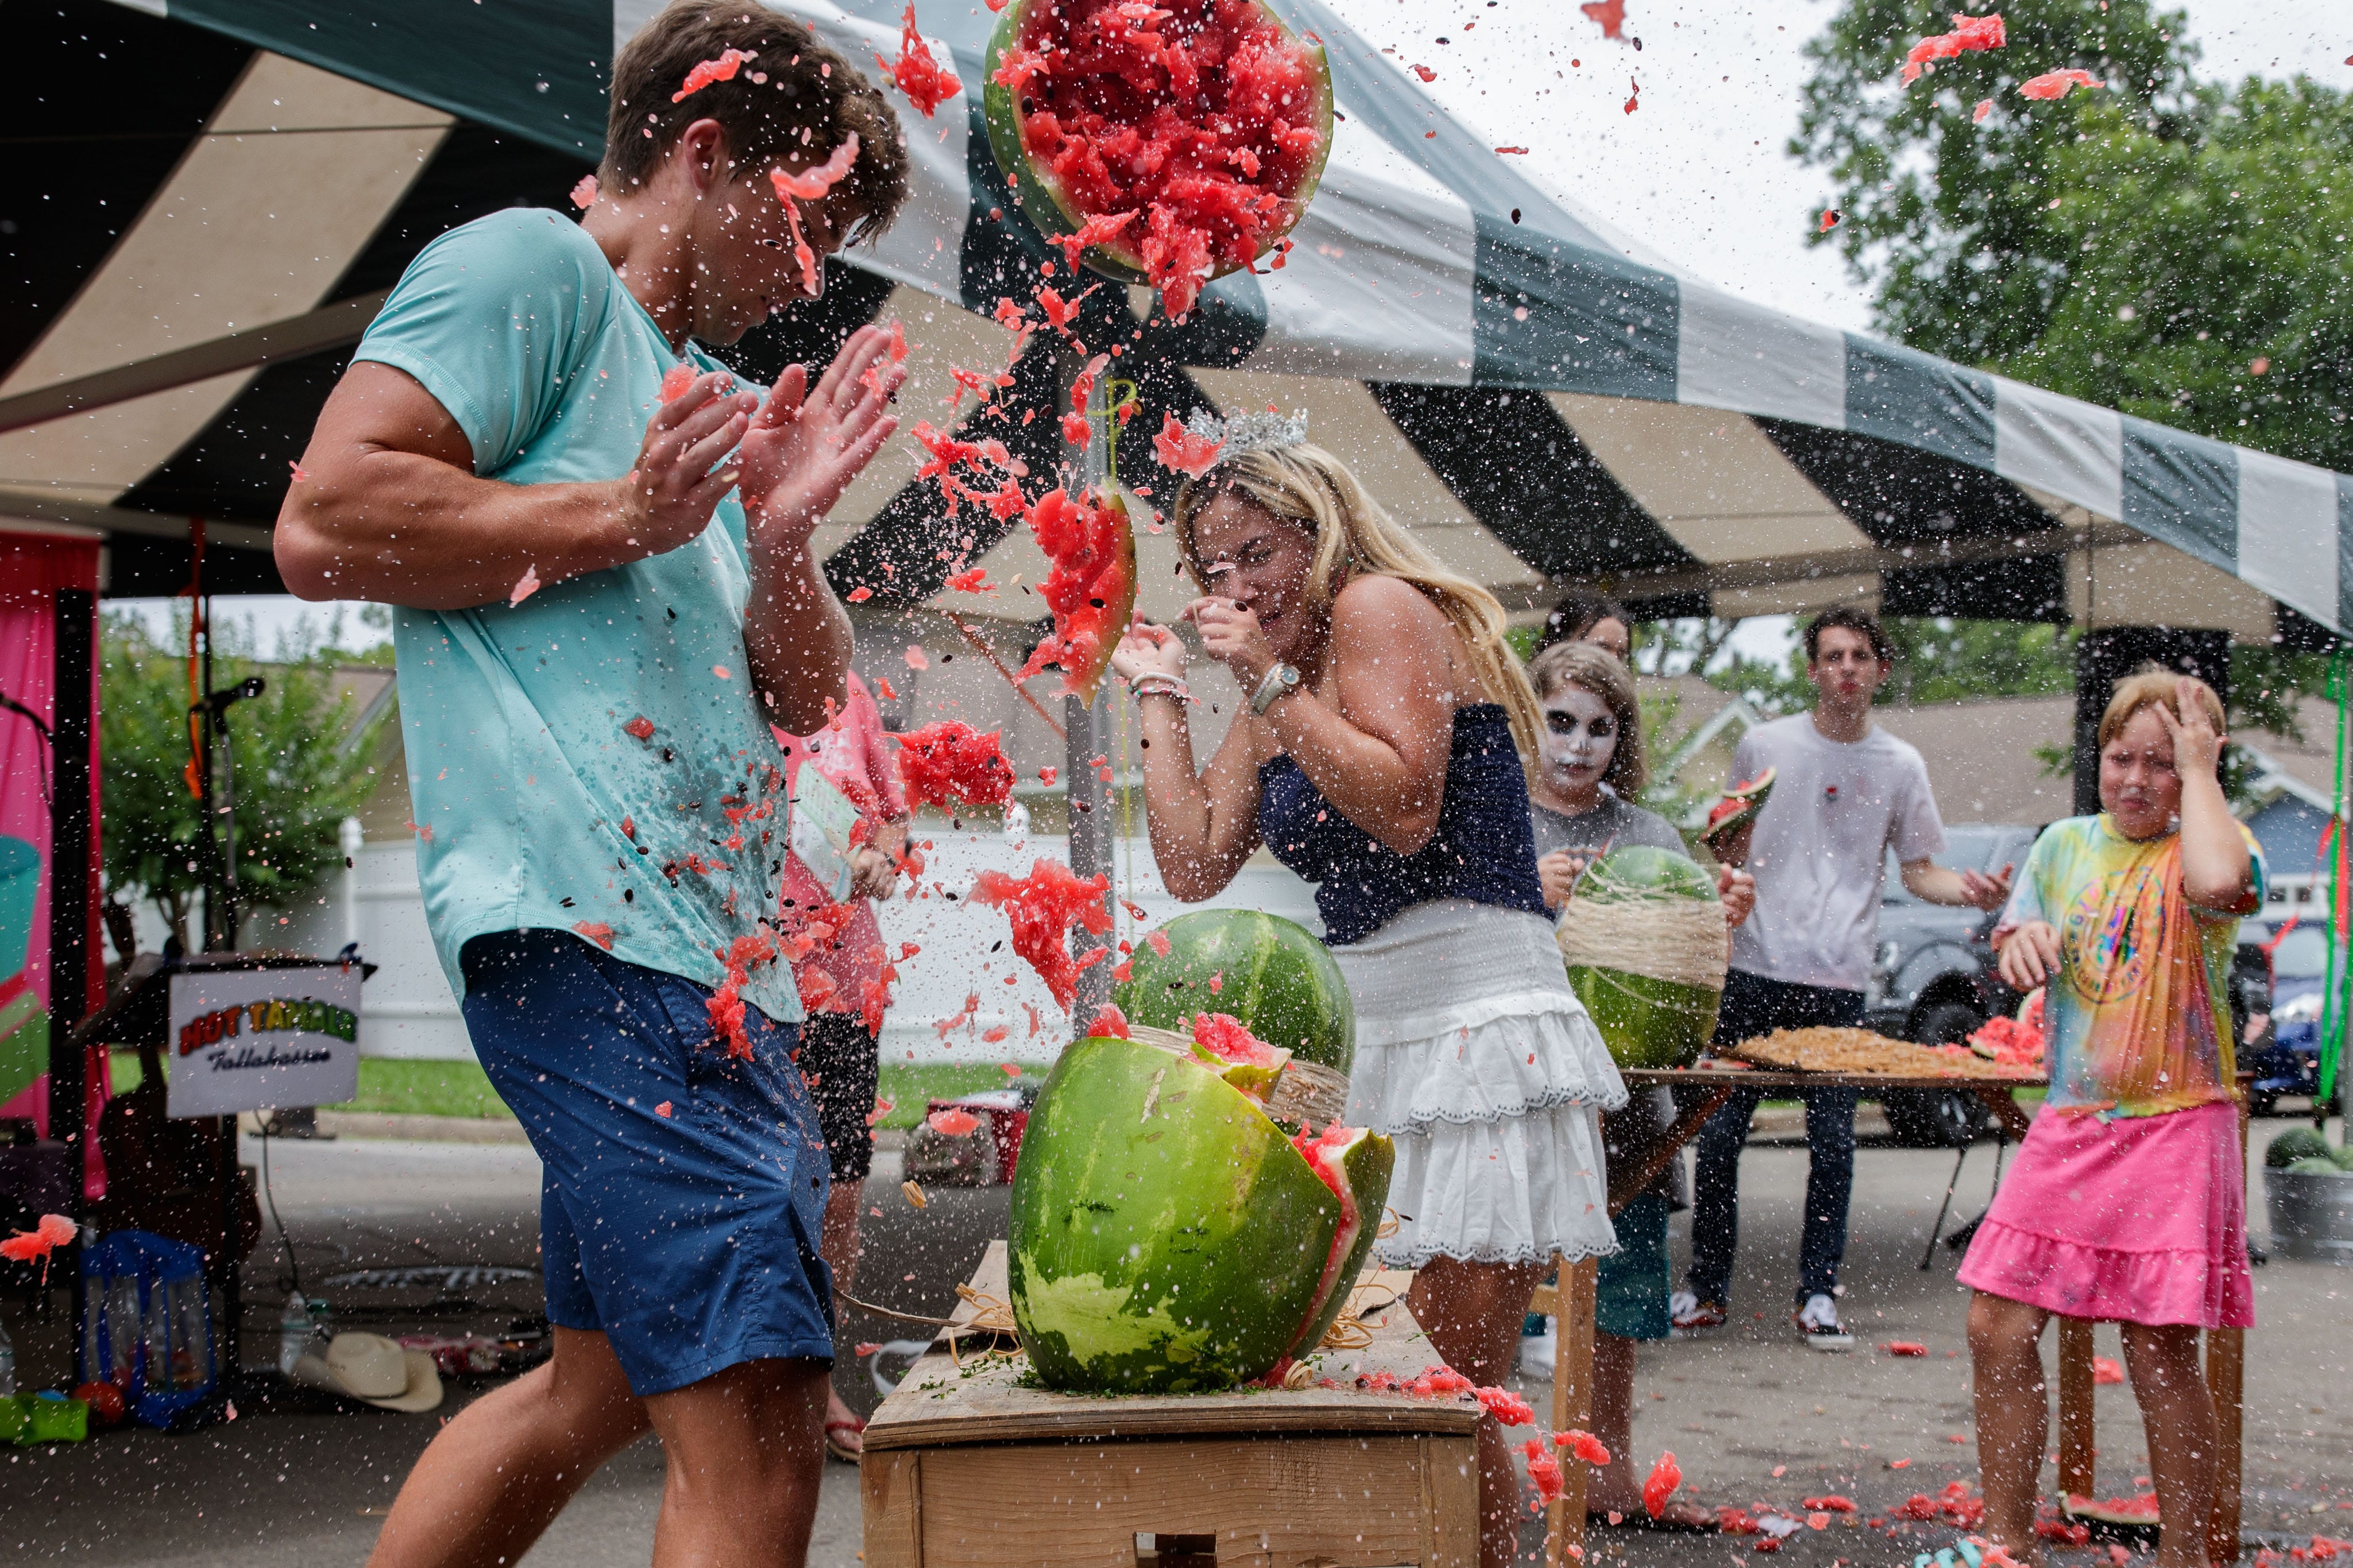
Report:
1535,1065,2250,1564
862,1241,1482,1568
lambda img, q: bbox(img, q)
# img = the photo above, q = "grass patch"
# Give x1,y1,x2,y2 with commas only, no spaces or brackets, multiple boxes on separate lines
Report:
110,1052,515,1120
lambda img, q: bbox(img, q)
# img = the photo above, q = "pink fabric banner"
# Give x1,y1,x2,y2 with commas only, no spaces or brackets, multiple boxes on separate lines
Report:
0,529,110,1198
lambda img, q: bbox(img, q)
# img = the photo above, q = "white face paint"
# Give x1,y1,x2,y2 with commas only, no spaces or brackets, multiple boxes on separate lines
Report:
1538,684,1618,797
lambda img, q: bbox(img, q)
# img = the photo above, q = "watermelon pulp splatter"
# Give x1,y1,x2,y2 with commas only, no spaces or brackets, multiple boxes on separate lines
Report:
877,5,962,117
981,0,1334,319
895,721,1015,811
1014,487,1137,702
970,857,1114,1010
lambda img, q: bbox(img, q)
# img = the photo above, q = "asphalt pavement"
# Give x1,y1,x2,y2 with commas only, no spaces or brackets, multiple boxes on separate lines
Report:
2,1117,2346,1567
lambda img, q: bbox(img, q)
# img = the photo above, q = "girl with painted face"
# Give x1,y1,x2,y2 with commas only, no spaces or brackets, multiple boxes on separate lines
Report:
1521,641,1751,1532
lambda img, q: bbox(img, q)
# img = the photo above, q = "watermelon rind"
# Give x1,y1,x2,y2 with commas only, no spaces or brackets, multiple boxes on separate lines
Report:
1115,909,1355,1075
1009,1033,1349,1392
1566,965,1721,1071
980,0,1335,289
1291,1129,1396,1356
1574,844,1720,905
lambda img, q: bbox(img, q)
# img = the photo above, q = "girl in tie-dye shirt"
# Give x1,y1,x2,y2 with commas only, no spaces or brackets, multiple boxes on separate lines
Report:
1959,670,2259,1568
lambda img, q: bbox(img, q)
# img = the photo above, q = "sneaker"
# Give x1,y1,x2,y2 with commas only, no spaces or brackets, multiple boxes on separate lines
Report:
1669,1292,1726,1334
1795,1293,1854,1351
1519,1316,1557,1379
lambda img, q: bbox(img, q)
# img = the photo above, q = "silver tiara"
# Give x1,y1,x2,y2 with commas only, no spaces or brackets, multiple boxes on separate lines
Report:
1184,407,1308,456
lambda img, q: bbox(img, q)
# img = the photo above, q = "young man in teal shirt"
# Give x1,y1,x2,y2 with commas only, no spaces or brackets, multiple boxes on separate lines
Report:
276,3,909,1561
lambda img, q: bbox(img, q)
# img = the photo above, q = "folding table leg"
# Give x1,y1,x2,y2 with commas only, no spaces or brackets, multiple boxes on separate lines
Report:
1921,1143,1969,1269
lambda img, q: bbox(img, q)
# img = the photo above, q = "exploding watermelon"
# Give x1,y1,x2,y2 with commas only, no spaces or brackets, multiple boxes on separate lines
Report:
1009,1030,1392,1393
1114,909,1354,1075
1557,845,1726,1070
981,0,1335,320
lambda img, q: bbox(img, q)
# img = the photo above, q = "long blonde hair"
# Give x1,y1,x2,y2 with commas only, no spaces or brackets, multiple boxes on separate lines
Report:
1172,443,1543,771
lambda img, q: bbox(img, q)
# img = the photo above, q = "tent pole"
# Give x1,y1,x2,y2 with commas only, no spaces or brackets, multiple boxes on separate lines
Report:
49,588,94,1339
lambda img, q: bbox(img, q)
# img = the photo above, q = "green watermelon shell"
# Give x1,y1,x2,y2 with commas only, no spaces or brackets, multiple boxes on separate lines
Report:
1563,845,1723,1070
1009,1033,1391,1393
1114,909,1354,1075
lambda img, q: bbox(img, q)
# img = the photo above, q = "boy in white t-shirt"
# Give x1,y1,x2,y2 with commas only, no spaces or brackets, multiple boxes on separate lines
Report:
1671,609,2011,1349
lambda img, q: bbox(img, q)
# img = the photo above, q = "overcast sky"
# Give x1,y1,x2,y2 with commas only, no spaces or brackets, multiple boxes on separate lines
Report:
1332,0,2350,335
142,0,2348,657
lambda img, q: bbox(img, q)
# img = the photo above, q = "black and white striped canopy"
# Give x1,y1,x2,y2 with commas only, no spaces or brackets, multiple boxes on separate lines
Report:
3,0,2344,642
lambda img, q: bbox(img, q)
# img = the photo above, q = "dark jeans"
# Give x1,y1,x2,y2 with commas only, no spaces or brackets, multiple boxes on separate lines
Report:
1686,969,1865,1311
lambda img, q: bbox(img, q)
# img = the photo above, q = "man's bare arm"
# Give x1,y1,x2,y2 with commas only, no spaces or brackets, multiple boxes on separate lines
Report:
275,362,758,609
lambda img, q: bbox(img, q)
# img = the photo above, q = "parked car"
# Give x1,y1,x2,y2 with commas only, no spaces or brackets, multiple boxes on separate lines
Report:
1863,823,2042,1147
2243,916,2328,1118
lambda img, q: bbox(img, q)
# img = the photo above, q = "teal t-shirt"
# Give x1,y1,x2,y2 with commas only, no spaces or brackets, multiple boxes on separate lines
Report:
354,208,799,1024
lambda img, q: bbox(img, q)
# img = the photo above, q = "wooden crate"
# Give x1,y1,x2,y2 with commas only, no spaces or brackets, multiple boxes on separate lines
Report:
862,1243,1480,1568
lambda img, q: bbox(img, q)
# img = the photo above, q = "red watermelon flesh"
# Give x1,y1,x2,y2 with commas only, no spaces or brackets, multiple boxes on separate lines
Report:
1015,487,1136,702
1188,1011,1291,1098
994,0,1327,318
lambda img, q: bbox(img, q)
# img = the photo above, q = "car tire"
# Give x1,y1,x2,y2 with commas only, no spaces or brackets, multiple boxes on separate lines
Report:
1884,1001,1992,1148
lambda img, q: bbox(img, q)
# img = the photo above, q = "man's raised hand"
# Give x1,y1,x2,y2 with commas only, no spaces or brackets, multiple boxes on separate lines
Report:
740,323,906,550
619,371,760,555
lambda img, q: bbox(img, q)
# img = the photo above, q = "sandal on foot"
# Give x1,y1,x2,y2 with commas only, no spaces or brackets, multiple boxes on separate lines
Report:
825,1416,866,1464
1589,1505,1716,1534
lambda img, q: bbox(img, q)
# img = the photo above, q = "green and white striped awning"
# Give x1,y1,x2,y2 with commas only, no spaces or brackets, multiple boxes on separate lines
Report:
7,0,2346,637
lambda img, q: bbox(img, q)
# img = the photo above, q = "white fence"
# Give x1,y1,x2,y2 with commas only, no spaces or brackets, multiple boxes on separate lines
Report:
270,818,1322,1064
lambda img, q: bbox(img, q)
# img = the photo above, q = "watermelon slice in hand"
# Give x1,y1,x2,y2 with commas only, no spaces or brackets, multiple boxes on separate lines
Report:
982,0,1334,319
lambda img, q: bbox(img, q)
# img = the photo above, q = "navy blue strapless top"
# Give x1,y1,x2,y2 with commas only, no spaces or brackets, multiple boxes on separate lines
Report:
1256,703,1548,946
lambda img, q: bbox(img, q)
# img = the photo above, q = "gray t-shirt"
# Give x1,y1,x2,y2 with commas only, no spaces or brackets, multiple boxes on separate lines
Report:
1726,714,1947,993
1532,791,1691,1207
1528,792,1688,864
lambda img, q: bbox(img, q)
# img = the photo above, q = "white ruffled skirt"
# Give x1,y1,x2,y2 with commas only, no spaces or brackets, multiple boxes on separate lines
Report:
1335,899,1626,1269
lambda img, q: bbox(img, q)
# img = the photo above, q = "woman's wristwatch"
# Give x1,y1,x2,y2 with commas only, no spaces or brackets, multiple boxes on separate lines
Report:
1250,662,1303,715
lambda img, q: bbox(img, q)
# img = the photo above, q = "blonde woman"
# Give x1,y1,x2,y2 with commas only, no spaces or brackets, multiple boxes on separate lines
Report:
1111,432,1624,1568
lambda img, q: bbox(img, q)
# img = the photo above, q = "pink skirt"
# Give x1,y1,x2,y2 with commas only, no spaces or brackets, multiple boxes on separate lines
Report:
1957,1098,2252,1329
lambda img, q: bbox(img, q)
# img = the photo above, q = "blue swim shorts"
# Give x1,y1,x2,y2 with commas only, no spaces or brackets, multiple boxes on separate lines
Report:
459,929,833,1396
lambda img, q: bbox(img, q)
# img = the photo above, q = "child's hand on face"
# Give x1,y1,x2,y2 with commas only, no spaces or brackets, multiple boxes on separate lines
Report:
1996,920,2061,990
2151,676,2225,781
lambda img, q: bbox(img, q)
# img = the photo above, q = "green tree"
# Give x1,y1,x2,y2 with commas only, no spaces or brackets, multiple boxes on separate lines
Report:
1796,2,2353,469
1995,80,2353,470
1702,616,2077,715
101,610,387,949
1794,0,2201,366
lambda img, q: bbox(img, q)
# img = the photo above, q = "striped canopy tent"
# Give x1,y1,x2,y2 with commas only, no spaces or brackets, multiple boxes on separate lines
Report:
6,0,2350,644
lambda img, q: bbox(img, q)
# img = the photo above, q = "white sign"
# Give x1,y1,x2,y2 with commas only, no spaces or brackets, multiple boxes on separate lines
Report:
166,965,363,1118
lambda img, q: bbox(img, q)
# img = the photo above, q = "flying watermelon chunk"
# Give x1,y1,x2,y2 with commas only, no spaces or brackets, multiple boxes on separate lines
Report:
981,0,1334,320
1014,486,1136,703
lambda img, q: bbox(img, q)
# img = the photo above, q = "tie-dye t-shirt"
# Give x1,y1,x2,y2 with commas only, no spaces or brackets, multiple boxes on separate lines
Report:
1994,814,2265,1118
